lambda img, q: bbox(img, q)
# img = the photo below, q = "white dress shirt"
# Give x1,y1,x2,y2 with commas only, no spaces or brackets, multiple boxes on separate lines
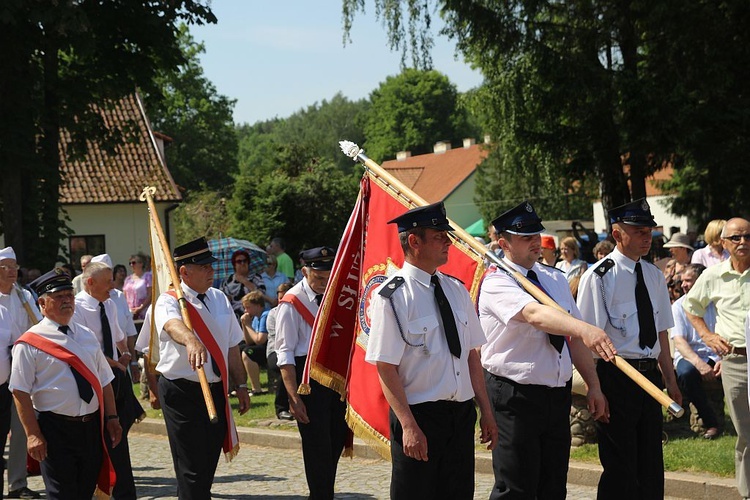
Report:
10,317,113,416
671,295,718,367
73,291,125,361
154,283,242,383
577,248,674,359
274,279,318,367
111,288,138,338
479,260,575,387
365,262,487,405
0,287,41,384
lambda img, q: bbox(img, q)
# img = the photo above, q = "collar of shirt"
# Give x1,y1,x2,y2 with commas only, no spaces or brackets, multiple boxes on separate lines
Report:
401,261,433,289
500,257,533,277
180,282,203,302
300,277,319,303
718,257,750,278
39,316,63,331
76,290,101,310
610,247,639,274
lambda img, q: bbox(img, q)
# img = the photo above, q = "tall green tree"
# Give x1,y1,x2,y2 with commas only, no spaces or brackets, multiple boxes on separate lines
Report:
0,0,214,268
343,1,750,221
363,68,477,162
145,25,238,192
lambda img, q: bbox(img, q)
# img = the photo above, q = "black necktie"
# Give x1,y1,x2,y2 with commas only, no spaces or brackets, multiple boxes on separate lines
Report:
197,293,210,312
196,293,220,377
315,294,323,306
58,325,94,403
635,262,657,349
98,302,114,359
431,275,461,358
526,270,565,353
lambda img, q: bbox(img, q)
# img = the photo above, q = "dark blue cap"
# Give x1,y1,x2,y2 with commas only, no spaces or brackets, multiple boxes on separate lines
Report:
608,198,656,227
174,237,217,266
492,201,545,235
387,202,455,233
30,268,73,296
301,246,336,271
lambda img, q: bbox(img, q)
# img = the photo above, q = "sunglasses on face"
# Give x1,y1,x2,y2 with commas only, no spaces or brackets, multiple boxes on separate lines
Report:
129,261,141,266
723,234,750,243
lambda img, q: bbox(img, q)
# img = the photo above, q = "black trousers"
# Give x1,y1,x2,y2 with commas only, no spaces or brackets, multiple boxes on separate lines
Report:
295,356,348,500
595,360,664,500
107,368,144,500
485,371,571,500
267,351,289,415
159,376,228,500
37,411,102,500
0,383,12,497
389,399,476,500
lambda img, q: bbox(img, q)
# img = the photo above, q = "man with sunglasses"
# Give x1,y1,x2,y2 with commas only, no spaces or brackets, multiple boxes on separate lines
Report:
684,217,750,498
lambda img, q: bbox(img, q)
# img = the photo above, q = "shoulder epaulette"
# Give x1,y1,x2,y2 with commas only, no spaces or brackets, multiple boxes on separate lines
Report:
378,276,405,298
593,258,615,278
440,272,465,285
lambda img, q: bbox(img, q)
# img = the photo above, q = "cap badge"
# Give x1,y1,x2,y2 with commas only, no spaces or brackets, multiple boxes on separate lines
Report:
525,202,533,212
641,200,649,210
321,248,329,257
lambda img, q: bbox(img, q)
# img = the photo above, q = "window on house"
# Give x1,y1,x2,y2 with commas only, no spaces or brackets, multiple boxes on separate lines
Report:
69,235,106,271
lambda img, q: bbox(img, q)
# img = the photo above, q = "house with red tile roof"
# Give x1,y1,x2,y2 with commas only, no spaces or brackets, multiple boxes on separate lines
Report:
381,139,489,230
57,93,182,269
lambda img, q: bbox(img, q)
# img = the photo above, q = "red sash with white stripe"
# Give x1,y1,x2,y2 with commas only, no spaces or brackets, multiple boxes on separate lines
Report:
279,293,315,327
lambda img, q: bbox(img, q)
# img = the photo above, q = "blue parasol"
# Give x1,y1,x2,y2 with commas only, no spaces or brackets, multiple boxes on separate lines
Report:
207,237,267,282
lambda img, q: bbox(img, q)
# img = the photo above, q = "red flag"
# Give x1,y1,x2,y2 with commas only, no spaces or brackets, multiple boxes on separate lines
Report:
305,172,485,459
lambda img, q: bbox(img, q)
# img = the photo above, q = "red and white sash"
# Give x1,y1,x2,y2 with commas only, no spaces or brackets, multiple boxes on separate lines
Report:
16,326,116,496
166,291,240,460
279,293,315,327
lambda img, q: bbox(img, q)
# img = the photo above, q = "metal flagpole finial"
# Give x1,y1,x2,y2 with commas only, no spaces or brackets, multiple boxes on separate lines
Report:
339,140,364,162
139,186,157,201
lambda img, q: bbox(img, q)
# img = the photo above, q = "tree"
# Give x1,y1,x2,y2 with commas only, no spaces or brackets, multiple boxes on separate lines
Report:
171,189,232,243
231,159,359,256
0,1,215,268
145,25,238,192
363,68,476,162
343,1,750,221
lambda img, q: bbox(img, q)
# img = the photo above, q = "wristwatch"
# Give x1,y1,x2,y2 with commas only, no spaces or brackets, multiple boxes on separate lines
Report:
105,415,119,421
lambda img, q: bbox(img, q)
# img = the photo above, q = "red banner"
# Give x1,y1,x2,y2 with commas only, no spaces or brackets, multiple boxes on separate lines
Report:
306,172,485,459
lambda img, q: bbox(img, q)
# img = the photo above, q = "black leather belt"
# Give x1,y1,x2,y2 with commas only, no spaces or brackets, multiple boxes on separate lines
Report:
45,411,98,423
731,346,747,356
624,358,658,372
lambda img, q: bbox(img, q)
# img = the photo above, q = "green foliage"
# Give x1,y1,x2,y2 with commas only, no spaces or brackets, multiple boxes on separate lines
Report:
171,189,233,243
363,68,476,162
343,0,750,222
145,26,238,191
231,160,360,256
0,0,215,268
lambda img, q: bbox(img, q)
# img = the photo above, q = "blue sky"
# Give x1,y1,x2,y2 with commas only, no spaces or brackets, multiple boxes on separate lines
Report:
189,1,483,125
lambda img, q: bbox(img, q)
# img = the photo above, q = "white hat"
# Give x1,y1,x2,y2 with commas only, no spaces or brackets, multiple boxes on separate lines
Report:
91,254,113,268
663,233,694,251
0,247,16,261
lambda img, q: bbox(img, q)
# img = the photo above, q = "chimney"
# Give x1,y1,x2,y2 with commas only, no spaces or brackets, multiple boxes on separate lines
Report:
396,151,412,161
483,134,492,144
463,138,476,149
433,141,452,154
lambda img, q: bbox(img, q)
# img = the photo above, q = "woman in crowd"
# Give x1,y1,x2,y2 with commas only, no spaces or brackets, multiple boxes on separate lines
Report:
220,249,265,320
124,253,152,324
592,240,615,261
555,236,587,280
691,219,729,267
113,263,127,291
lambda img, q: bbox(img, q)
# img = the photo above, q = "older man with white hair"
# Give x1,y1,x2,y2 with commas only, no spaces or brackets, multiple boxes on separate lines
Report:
0,247,44,499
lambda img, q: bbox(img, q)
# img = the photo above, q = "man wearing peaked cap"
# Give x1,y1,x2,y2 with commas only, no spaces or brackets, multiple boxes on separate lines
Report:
275,245,348,499
10,268,122,499
478,201,614,499
0,248,44,499
366,202,498,499
153,237,250,499
577,198,680,499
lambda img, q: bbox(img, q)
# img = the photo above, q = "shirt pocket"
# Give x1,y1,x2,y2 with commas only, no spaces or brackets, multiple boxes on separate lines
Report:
406,315,439,352
610,301,638,333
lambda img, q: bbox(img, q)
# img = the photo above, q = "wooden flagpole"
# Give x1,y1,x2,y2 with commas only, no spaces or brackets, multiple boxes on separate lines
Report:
140,186,218,423
338,141,684,418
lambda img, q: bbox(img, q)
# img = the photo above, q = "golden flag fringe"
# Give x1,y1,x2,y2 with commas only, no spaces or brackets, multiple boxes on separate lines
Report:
139,186,219,423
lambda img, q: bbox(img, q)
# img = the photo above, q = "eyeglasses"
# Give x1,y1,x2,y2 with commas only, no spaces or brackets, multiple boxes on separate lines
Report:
723,234,750,243
129,261,140,266
0,264,19,272
234,259,248,264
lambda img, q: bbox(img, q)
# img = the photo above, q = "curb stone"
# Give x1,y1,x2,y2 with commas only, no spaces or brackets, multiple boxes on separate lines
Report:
132,418,740,500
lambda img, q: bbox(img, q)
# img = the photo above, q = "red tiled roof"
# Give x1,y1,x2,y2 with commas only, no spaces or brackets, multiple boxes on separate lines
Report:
381,144,488,203
59,93,181,204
